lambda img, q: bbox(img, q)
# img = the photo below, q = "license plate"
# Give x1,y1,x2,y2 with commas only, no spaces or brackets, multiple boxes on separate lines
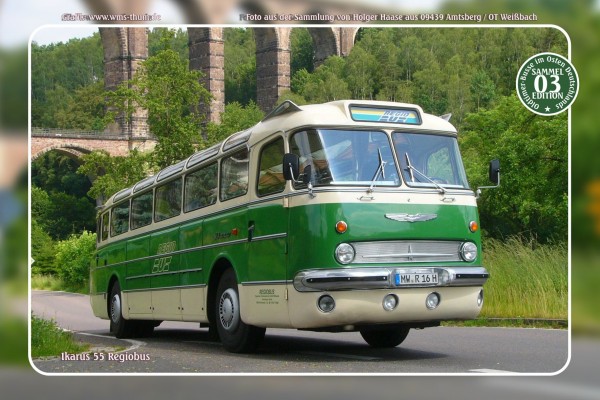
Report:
395,273,438,285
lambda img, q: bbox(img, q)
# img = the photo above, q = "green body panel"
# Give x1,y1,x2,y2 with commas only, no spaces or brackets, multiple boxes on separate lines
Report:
287,200,481,279
247,200,288,283
179,219,204,286
125,235,151,291
149,226,180,289
202,206,249,281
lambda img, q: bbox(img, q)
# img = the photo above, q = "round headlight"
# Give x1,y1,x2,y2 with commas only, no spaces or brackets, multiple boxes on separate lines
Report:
426,292,441,310
460,242,478,262
317,295,335,313
335,243,355,264
383,294,399,311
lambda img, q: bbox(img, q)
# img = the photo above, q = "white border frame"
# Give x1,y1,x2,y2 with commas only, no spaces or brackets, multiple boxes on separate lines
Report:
27,22,572,377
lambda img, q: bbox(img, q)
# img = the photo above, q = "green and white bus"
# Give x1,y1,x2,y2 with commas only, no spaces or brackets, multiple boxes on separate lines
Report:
90,100,498,353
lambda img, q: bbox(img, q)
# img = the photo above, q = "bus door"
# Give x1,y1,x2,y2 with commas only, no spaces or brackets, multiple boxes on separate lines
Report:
244,136,290,326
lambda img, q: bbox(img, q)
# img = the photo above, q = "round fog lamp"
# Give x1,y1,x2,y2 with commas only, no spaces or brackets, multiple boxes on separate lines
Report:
383,294,399,311
477,289,484,307
317,295,335,313
335,243,355,264
426,292,441,310
460,242,478,262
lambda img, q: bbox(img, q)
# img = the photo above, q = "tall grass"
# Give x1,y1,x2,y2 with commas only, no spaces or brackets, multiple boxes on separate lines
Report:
481,237,568,319
30,274,87,294
31,315,89,358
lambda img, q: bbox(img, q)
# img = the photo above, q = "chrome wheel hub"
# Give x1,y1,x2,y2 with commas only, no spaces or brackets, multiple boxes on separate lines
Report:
110,294,121,324
219,288,239,332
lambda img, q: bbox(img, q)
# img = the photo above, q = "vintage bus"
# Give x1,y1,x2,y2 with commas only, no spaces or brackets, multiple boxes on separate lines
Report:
90,100,499,353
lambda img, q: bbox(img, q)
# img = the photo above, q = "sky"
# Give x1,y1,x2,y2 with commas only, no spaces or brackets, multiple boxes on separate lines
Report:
0,0,445,48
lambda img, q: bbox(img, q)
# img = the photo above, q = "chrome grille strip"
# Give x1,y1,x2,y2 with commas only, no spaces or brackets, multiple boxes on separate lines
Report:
352,240,462,263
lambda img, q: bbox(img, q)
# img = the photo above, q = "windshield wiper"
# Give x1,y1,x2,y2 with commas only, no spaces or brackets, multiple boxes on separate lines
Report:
368,148,387,193
404,152,446,194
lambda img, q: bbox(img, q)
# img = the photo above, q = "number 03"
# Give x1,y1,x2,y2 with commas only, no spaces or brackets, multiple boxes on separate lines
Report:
534,75,561,93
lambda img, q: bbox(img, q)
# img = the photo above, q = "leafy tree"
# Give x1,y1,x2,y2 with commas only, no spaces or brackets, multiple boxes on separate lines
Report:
149,28,189,61
31,219,57,276
291,28,314,76
224,28,256,105
460,95,567,243
77,149,152,201
206,101,264,146
108,30,212,168
54,231,97,288
54,81,108,131
470,70,496,112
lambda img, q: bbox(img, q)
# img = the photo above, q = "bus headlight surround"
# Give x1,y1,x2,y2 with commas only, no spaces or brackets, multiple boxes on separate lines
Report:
460,242,478,262
335,243,355,264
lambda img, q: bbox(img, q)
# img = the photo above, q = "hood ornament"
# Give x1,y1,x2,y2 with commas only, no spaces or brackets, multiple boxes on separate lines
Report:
385,213,438,223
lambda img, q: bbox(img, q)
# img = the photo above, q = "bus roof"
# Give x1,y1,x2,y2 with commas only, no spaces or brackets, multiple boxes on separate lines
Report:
99,100,456,210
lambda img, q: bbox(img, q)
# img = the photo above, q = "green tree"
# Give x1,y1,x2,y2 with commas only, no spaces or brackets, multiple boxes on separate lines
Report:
77,149,152,201
54,81,108,131
460,95,567,243
54,231,97,288
108,30,212,168
224,28,256,105
206,101,264,146
291,28,314,76
31,219,57,276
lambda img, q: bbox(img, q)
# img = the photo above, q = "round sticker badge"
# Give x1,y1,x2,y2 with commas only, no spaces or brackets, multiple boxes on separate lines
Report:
516,52,579,116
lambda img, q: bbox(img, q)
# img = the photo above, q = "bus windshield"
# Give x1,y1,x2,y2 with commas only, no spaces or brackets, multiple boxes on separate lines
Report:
290,129,399,187
393,132,469,189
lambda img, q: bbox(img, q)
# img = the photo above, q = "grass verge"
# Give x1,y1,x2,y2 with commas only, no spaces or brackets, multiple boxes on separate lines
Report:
31,315,89,358
480,237,567,320
31,274,87,294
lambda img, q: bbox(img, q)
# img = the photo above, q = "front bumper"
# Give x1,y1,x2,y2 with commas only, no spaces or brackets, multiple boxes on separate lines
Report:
293,266,489,292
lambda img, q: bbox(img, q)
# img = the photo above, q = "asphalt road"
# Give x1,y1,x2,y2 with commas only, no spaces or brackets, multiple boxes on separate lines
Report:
31,290,569,374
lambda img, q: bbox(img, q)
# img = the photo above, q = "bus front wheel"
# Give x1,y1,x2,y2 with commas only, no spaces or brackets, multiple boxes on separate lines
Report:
215,269,265,353
359,326,410,348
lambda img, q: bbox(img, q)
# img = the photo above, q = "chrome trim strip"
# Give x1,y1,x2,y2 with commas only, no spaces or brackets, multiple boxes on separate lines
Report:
122,284,207,293
126,268,203,281
251,233,287,242
241,280,288,286
293,267,489,292
94,238,248,270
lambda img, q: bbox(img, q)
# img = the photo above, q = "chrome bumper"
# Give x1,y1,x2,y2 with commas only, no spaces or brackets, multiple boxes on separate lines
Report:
293,267,489,292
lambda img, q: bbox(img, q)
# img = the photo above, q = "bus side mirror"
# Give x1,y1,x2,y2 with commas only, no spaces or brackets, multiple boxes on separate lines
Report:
477,159,500,199
283,153,300,181
489,159,500,185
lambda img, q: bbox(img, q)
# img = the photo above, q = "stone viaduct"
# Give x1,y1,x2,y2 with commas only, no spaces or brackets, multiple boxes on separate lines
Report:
32,26,360,160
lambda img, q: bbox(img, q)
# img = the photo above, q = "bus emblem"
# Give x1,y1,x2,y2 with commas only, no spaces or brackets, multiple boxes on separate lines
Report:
385,213,437,223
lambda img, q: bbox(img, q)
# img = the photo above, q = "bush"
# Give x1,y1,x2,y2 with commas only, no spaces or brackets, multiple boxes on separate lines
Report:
54,230,96,289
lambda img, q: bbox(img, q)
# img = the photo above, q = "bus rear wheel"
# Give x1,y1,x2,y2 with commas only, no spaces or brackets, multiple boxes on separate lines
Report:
359,326,410,348
215,269,265,353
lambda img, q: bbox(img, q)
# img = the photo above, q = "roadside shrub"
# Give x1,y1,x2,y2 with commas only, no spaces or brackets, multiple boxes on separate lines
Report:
54,230,96,289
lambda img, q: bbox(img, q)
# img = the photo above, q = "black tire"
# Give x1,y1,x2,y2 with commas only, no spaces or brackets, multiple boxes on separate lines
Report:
359,326,410,348
109,281,137,338
215,269,265,353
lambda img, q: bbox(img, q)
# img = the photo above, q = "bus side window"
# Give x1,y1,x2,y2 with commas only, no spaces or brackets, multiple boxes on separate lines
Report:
110,202,130,237
101,211,109,241
155,178,182,222
184,162,218,212
220,148,249,201
257,138,285,197
131,191,153,229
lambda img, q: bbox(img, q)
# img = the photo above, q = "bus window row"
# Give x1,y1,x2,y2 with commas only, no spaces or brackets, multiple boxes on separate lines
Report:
99,139,286,242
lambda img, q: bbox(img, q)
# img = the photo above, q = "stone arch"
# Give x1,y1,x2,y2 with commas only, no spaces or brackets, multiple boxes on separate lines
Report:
307,28,340,68
32,144,96,162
